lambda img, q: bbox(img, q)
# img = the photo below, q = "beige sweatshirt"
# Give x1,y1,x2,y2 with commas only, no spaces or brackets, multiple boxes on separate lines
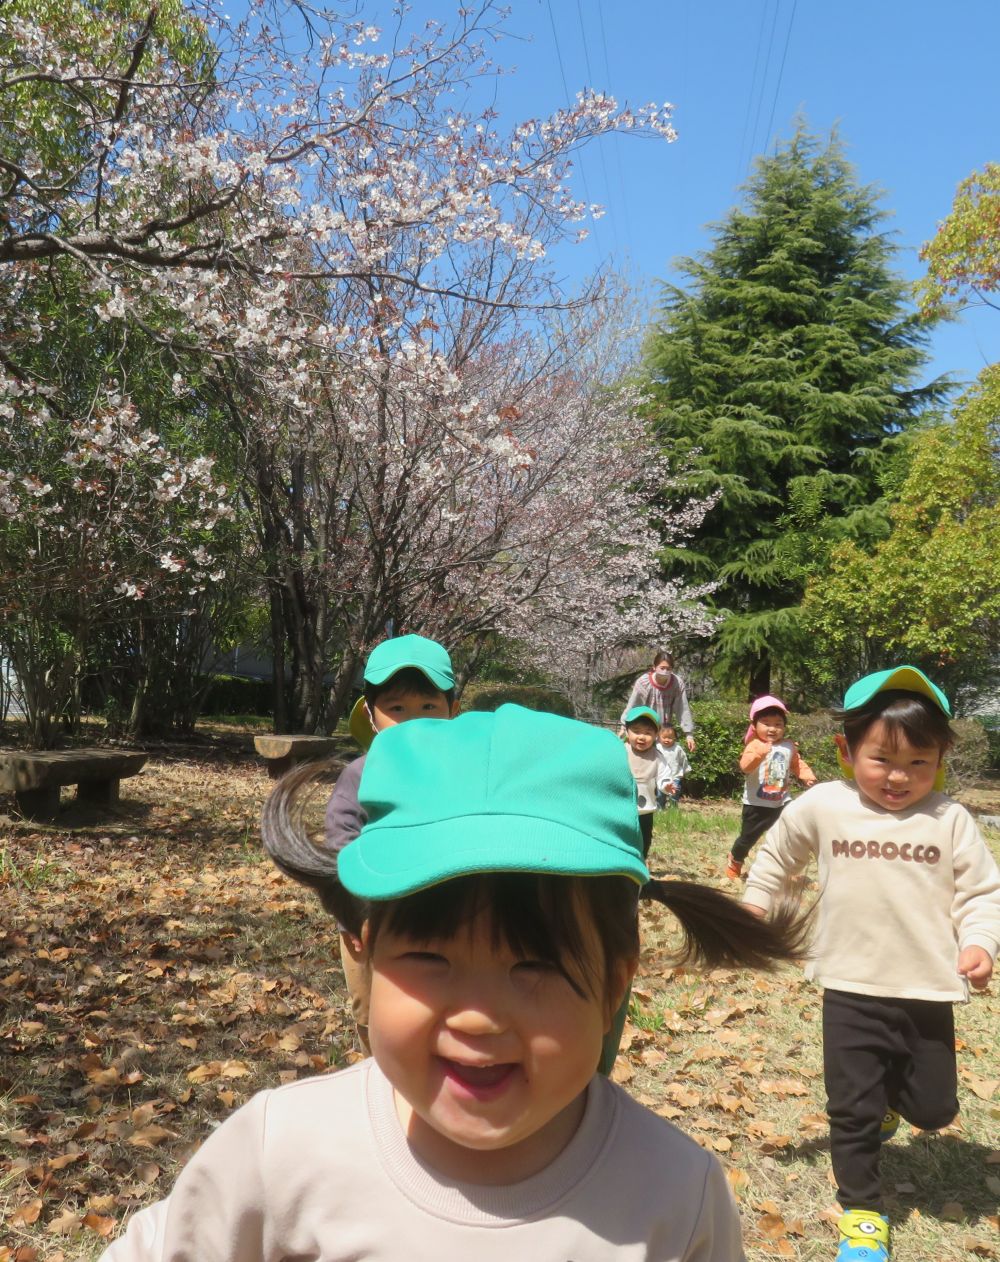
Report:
626,745,663,814
101,1059,745,1262
743,779,1000,1002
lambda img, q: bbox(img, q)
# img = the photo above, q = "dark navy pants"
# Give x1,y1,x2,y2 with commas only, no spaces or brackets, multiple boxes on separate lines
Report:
823,989,958,1210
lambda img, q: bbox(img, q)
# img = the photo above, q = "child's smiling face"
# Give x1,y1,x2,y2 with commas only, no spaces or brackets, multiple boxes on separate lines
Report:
367,903,623,1185
626,719,658,753
842,720,942,812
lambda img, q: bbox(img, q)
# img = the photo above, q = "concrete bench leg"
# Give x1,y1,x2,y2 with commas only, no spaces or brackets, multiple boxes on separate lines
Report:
77,778,121,806
15,785,61,821
267,756,293,780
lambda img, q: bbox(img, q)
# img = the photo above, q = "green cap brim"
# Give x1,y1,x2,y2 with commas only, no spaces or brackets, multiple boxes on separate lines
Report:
843,666,951,717
338,812,649,899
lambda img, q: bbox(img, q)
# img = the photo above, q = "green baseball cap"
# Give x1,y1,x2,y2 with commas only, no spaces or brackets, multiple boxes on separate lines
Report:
623,705,660,727
349,634,456,751
363,633,455,691
843,665,951,717
338,704,649,899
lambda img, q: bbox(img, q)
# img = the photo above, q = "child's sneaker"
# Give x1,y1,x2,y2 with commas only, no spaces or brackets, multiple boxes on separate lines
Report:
725,853,743,879
879,1109,900,1143
836,1209,889,1261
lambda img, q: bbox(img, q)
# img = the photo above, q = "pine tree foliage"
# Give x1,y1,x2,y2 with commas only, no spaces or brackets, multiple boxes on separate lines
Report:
641,130,946,693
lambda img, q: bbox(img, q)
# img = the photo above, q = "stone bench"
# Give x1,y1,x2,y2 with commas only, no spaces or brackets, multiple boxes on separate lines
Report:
253,734,341,779
0,748,148,820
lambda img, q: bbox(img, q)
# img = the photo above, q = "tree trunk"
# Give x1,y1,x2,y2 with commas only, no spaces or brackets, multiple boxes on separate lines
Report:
748,653,771,700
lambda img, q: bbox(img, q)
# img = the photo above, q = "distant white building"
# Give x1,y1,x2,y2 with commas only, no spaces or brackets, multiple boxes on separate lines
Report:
0,656,24,719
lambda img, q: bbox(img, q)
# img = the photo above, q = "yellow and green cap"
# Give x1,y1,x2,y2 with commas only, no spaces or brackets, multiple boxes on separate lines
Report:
338,704,649,899
363,633,454,690
348,696,375,751
843,666,951,717
623,705,660,728
349,634,456,751
839,665,950,791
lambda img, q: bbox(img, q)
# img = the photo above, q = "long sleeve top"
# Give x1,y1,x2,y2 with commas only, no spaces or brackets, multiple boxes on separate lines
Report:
739,738,815,808
656,744,691,788
743,779,1000,1002
620,673,695,736
325,754,367,853
626,745,665,814
100,1060,745,1262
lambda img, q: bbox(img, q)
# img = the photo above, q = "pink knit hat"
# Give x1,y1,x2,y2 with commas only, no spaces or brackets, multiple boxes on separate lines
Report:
744,694,788,743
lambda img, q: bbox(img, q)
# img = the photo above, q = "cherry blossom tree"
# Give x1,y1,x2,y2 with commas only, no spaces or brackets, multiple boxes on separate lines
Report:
2,0,713,735
0,363,233,744
210,279,718,730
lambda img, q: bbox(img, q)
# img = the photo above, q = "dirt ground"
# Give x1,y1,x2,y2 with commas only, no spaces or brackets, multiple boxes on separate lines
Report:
1,726,997,1261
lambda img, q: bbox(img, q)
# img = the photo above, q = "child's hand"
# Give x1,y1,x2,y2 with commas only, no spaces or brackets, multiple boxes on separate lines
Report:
802,775,818,788
958,946,993,989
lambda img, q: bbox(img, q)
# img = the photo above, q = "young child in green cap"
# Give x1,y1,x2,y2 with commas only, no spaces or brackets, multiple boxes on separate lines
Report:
742,666,1000,1262
622,704,666,857
103,706,808,1261
274,633,458,1054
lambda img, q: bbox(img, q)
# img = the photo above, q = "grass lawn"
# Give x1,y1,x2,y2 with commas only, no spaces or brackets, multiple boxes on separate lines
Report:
0,736,997,1261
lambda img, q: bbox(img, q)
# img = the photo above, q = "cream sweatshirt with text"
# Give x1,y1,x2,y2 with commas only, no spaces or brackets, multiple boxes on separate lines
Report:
743,779,1000,1002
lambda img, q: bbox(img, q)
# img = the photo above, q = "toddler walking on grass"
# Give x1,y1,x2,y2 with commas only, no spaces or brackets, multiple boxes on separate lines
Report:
725,693,817,879
104,704,809,1261
742,666,1000,1262
656,723,691,808
622,704,664,858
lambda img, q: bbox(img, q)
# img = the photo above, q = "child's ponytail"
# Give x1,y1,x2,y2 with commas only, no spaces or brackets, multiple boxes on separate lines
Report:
260,758,366,936
642,879,811,972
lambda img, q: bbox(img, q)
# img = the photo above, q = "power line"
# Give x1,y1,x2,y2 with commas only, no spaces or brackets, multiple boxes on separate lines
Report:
596,0,635,257
576,0,621,256
746,0,781,179
545,0,604,264
736,0,771,187
763,0,798,154
545,0,573,103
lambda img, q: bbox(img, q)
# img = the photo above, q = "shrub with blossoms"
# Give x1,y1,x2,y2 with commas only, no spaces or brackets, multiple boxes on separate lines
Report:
0,367,233,743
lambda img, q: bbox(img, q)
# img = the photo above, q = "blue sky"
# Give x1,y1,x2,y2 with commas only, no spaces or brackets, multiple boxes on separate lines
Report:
465,0,999,389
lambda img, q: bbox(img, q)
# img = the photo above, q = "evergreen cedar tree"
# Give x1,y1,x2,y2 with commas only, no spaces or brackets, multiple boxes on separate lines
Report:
639,130,950,697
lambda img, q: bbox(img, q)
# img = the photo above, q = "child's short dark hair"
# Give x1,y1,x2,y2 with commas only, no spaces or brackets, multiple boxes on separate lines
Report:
659,724,676,736
364,665,455,708
754,707,786,722
837,689,955,754
625,714,658,734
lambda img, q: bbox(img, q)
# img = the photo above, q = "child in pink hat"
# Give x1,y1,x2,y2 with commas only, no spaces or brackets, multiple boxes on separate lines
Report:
725,695,817,878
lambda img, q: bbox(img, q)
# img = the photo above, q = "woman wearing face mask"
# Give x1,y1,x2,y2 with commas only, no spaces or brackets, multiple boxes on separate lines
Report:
620,652,696,753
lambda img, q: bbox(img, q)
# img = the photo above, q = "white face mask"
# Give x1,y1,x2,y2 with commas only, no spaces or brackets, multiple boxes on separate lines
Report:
652,669,671,685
